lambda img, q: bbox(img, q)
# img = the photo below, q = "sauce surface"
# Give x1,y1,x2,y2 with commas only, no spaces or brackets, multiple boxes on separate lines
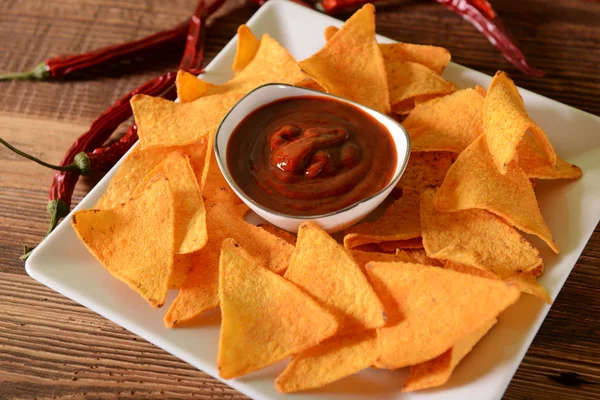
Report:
226,96,397,215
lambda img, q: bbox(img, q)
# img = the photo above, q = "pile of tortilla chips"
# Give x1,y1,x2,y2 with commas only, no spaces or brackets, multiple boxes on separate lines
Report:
71,3,581,395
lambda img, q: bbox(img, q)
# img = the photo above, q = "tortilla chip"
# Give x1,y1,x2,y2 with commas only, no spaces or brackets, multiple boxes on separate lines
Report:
351,249,415,272
516,134,582,180
276,330,378,393
295,76,327,92
134,150,207,254
218,239,338,379
72,178,174,308
506,273,552,304
403,318,497,392
202,147,242,209
387,61,454,107
134,34,305,148
285,222,385,332
299,4,390,113
366,261,520,369
376,238,424,251
404,88,484,153
257,223,297,246
434,135,558,253
484,71,556,174
232,24,260,73
324,26,450,74
344,187,421,249
406,249,444,267
442,261,497,279
164,202,294,327
421,187,543,280
176,70,215,103
95,143,207,210
169,253,194,289
396,151,457,190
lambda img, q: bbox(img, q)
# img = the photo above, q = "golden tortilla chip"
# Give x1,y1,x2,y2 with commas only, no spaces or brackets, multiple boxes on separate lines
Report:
169,253,194,290
295,76,327,92
505,273,552,304
202,147,242,209
285,222,385,332
257,223,297,246
176,70,215,103
164,202,294,327
406,249,444,267
366,261,520,369
300,4,390,113
72,178,174,308
134,34,305,148
397,151,457,190
403,318,497,392
324,26,450,74
232,24,260,73
434,135,558,253
218,239,338,379
516,134,581,180
442,260,496,279
421,187,543,280
484,71,556,174
276,330,378,393
134,150,207,254
95,143,207,210
344,187,421,249
387,61,454,107
404,88,484,153
376,238,424,251
351,249,415,272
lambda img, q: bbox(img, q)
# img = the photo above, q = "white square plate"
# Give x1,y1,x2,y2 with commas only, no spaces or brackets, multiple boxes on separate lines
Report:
26,1,600,399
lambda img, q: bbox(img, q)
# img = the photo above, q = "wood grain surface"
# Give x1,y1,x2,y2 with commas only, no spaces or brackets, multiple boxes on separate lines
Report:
0,0,599,399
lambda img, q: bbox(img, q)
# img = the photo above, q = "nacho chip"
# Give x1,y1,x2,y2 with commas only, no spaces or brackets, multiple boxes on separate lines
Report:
404,88,484,153
95,143,207,210
202,147,242,209
366,261,519,369
164,202,294,327
258,223,297,245
232,24,260,73
344,187,421,249
72,178,174,308
276,330,378,393
295,76,327,92
406,249,444,267
434,135,558,253
403,318,497,392
134,34,305,148
351,249,415,272
134,150,207,254
218,239,338,379
484,71,556,174
170,253,194,289
442,260,496,279
387,61,454,107
300,5,390,113
421,187,543,280
324,26,450,74
516,134,582,180
396,151,457,190
176,70,215,103
506,273,552,304
376,238,424,251
285,222,385,332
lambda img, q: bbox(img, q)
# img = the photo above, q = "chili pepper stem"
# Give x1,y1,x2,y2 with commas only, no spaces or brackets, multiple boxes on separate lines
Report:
0,137,91,175
20,199,71,261
0,62,51,81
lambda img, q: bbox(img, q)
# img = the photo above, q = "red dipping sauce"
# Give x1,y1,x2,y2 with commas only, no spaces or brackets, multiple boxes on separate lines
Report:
226,96,397,216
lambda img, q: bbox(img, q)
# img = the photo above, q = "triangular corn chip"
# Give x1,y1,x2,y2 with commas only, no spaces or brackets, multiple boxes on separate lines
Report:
484,71,556,174
403,318,497,392
218,239,338,379
169,253,194,289
387,61,454,107
435,135,558,253
421,187,543,280
516,134,581,180
285,222,385,332
72,178,174,308
404,88,484,153
176,70,215,103
366,261,520,369
95,142,207,210
276,330,378,393
324,26,450,74
351,249,415,272
134,34,305,148
232,25,260,73
164,202,294,327
396,151,457,190
134,150,207,254
300,5,390,113
376,238,424,251
406,249,444,267
344,187,421,249
257,223,297,246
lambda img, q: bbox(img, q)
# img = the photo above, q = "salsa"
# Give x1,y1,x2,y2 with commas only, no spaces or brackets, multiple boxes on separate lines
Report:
226,96,397,215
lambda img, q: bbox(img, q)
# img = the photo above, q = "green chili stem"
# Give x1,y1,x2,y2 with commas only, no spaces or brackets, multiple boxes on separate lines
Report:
0,62,51,81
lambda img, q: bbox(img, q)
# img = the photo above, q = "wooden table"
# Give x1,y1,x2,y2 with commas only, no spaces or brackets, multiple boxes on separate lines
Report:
1,0,598,398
